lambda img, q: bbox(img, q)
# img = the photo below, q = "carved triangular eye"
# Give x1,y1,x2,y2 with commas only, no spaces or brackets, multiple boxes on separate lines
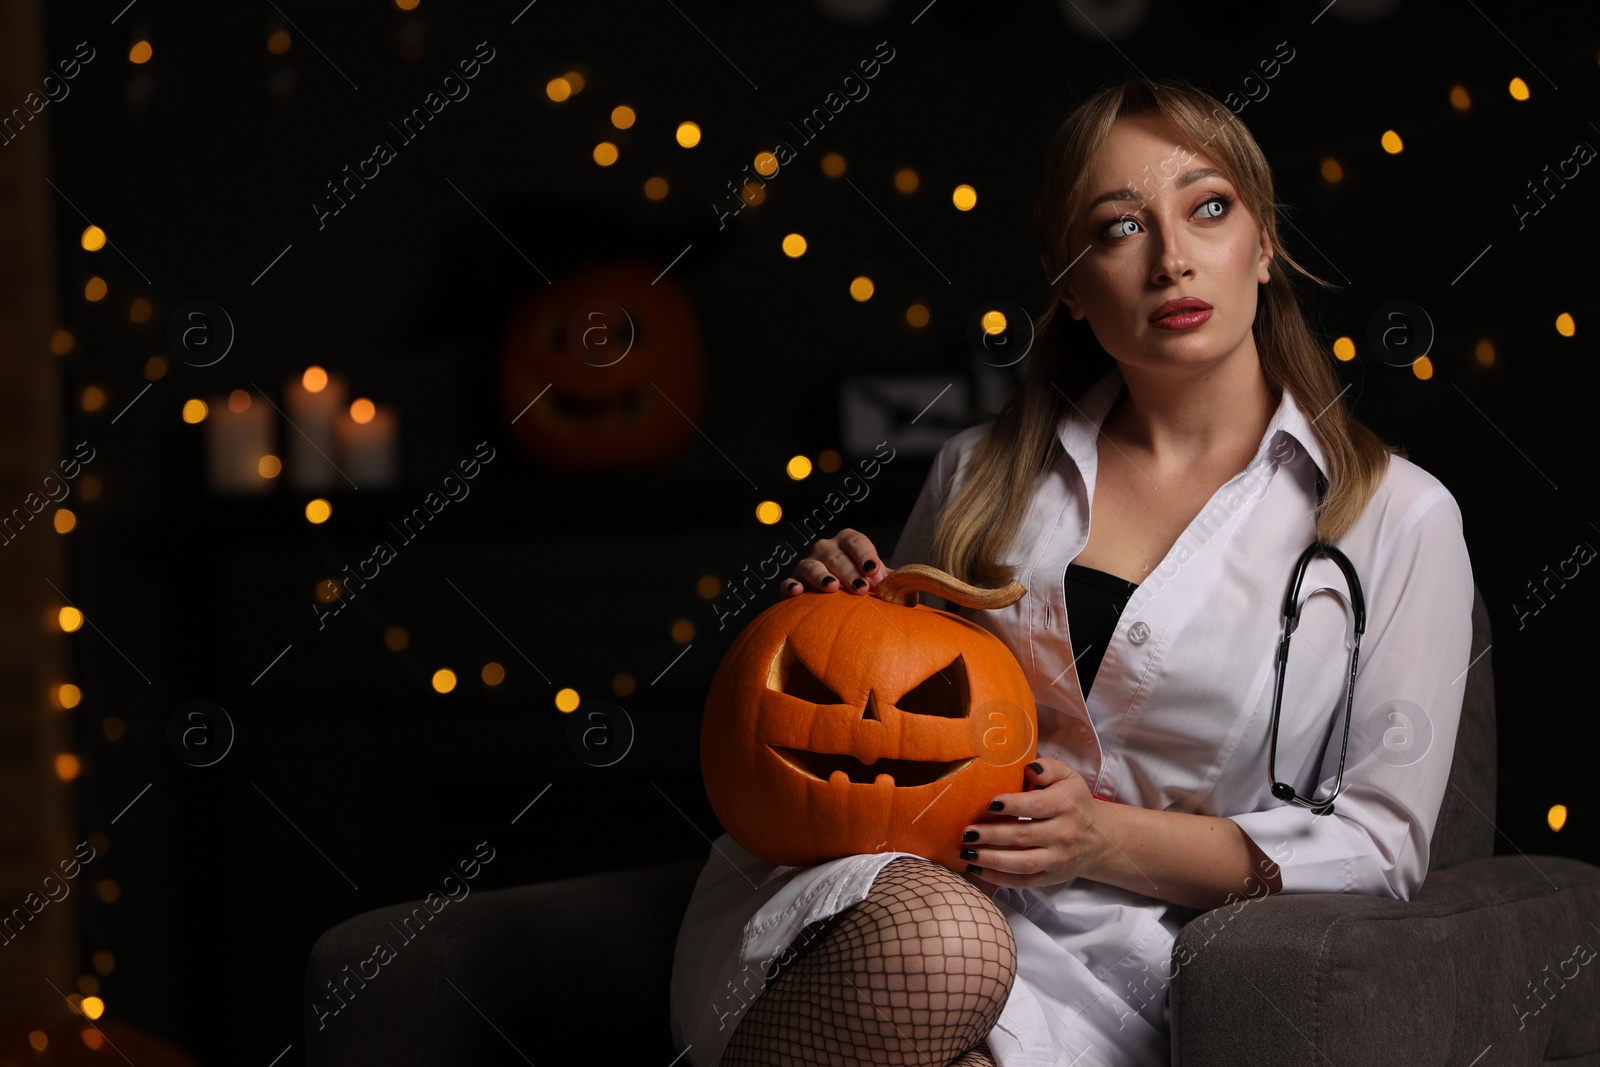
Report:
766,640,846,705
894,655,969,718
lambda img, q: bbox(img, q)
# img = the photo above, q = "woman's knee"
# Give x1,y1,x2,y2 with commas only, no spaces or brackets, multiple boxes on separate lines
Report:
861,857,1019,1006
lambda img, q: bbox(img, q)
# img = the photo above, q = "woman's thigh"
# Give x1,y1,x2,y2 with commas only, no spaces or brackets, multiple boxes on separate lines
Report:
718,856,1017,1067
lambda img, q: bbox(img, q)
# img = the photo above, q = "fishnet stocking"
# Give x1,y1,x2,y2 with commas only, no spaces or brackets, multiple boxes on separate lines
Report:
719,857,1016,1067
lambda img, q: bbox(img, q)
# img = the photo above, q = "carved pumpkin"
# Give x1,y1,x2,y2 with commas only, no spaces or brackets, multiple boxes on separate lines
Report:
497,258,705,473
701,564,1037,872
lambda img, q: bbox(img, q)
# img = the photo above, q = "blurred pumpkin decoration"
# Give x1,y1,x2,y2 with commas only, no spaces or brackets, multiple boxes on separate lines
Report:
701,564,1037,872
497,258,706,473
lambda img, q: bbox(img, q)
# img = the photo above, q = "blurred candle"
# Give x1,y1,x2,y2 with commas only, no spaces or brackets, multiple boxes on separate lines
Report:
284,369,346,490
336,401,399,488
205,391,273,494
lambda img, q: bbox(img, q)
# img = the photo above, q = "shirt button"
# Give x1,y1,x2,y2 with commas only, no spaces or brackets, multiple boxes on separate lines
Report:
1078,724,1093,743
1128,620,1151,644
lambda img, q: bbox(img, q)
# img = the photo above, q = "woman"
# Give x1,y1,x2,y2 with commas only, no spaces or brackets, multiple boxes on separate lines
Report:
669,75,1475,1067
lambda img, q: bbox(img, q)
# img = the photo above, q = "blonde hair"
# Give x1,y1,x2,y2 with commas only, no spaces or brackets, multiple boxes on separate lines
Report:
931,75,1402,586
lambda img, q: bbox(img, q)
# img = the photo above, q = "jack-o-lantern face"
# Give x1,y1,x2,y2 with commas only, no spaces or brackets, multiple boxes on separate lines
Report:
497,258,705,473
701,565,1037,872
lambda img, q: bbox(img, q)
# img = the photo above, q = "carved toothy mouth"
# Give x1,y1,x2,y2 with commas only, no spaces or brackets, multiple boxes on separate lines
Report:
544,386,648,425
771,746,974,787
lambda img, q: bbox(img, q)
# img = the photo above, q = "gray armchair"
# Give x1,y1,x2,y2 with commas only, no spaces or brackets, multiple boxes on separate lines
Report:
305,587,1600,1065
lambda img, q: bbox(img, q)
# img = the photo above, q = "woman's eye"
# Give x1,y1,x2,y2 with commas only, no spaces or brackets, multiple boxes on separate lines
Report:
1100,216,1140,239
1196,194,1232,220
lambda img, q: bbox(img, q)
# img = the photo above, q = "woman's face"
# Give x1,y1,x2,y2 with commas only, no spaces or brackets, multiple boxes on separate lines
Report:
1056,113,1272,372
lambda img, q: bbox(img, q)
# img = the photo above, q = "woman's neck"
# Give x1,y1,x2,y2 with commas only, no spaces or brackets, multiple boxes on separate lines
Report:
1102,356,1278,470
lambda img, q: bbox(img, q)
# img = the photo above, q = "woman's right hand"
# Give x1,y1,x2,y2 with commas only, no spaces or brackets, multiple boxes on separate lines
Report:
782,528,890,597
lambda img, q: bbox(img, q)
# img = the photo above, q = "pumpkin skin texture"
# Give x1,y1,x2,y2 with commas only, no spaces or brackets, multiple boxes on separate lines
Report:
701,565,1037,872
497,258,705,473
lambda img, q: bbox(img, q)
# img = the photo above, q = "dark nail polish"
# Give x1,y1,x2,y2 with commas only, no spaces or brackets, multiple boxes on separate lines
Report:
785,581,801,593
821,576,838,586
851,578,866,589
966,864,983,875
962,830,979,843
1028,761,1044,774
960,848,978,862
862,560,877,573
988,800,1005,813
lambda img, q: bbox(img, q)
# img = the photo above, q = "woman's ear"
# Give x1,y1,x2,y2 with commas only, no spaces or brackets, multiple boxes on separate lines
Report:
1257,230,1273,285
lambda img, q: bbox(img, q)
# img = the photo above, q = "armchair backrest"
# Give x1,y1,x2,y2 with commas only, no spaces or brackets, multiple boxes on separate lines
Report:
1425,584,1497,873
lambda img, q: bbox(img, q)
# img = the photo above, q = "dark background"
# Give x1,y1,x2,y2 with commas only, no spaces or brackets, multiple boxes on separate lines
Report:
30,0,1599,1062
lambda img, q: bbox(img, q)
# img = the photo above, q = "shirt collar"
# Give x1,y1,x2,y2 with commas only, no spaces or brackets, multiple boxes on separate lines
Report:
1058,362,1329,482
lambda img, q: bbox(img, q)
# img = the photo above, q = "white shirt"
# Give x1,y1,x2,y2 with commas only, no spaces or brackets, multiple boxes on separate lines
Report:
669,363,1476,1067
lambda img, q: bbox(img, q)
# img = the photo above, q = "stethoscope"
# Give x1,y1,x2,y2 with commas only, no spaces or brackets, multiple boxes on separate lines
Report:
1266,469,1366,817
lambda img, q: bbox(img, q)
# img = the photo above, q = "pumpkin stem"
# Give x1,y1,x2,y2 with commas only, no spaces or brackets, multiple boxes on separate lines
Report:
873,563,1026,610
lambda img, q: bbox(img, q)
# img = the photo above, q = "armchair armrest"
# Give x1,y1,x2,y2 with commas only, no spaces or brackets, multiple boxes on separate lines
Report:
305,856,705,1066
1169,855,1600,1067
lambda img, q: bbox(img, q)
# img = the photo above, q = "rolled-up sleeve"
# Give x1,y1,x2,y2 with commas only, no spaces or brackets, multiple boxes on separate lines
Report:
1227,483,1476,901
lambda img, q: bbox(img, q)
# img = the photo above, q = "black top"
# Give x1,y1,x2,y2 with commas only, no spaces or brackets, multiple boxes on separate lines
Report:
1064,563,1140,699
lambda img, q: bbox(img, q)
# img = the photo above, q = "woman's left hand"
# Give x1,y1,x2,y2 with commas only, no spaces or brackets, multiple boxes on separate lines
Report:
959,757,1107,888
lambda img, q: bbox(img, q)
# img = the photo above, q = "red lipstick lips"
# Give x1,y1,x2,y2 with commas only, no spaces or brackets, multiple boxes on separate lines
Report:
1150,297,1213,330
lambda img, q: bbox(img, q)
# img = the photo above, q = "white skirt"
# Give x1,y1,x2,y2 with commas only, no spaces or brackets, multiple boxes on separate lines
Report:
669,834,1185,1067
